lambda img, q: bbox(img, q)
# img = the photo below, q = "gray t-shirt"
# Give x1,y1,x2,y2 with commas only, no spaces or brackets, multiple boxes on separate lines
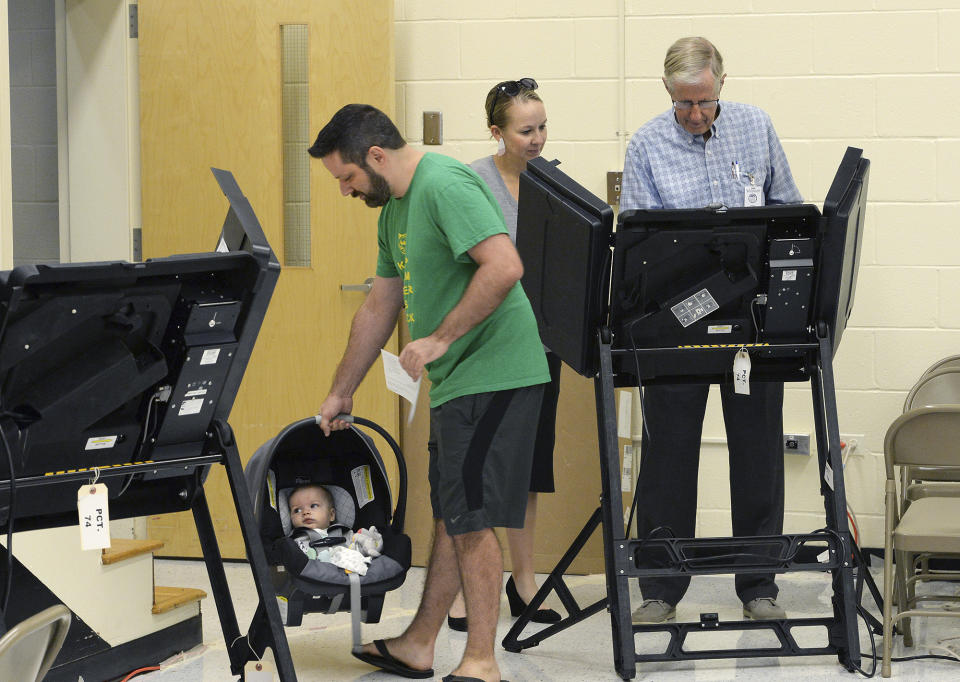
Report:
470,155,552,353
470,155,518,242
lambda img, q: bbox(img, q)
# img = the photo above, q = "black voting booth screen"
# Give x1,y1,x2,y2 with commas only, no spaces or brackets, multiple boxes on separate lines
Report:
516,157,613,377
0,168,279,531
517,148,870,379
818,146,870,356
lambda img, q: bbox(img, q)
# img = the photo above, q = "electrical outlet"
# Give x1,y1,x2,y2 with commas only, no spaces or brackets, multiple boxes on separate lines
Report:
840,433,864,456
607,171,622,205
423,111,442,145
783,433,810,455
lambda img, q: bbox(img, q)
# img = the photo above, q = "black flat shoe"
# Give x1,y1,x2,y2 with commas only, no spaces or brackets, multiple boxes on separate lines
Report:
505,576,561,623
447,614,467,632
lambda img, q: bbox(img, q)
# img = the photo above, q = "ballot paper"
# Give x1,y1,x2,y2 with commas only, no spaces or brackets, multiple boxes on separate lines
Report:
380,349,422,424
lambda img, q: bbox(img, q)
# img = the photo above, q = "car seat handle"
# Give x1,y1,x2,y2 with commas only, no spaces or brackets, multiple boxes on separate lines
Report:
314,413,354,425
309,413,408,534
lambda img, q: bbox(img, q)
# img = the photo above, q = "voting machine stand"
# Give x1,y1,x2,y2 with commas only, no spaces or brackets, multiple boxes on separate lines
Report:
0,169,298,681
503,149,875,679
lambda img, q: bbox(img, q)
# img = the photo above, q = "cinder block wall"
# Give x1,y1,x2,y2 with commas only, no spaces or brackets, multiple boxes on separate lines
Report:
394,1,960,547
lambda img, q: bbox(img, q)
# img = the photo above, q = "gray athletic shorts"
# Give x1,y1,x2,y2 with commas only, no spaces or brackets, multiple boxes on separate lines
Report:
428,384,545,535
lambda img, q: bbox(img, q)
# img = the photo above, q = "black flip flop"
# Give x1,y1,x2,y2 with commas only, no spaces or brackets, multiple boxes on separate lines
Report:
352,639,434,679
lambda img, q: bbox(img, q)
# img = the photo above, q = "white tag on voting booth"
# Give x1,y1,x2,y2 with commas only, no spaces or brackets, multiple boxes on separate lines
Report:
78,483,111,550
733,348,751,395
245,659,275,680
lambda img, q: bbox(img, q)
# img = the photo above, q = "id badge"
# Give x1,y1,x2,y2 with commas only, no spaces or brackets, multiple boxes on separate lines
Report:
744,183,763,207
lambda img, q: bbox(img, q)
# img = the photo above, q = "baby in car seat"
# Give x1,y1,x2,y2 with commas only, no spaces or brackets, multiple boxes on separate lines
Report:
288,483,383,574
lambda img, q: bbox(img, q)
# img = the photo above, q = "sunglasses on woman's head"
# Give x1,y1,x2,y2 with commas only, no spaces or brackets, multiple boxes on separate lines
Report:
488,77,539,124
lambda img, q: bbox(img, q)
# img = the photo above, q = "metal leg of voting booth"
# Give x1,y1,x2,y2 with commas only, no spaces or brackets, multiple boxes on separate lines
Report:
502,327,867,680
196,420,298,681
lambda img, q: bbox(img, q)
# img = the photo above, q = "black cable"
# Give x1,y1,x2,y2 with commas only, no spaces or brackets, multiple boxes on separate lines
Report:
624,325,656,533
681,526,843,570
640,525,676,544
782,526,841,565
789,526,844,566
850,596,960,674
116,472,137,498
626,326,651,443
810,525,844,544
138,395,158,451
868,652,960,663
842,537,960,677
625,472,640,538
848,604,878,678
621,326,653,537
749,295,765,344
858,641,960,675
632,525,679,569
683,551,783,567
624,375,649,535
118,394,161,498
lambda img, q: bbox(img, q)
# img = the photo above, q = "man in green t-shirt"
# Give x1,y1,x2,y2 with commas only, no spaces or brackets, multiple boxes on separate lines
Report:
309,104,549,682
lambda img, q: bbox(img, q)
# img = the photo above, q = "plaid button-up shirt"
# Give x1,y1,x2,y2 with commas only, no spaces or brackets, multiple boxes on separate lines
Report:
620,101,802,211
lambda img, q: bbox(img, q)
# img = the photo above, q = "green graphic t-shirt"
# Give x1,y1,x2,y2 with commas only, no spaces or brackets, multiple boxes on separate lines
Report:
375,153,549,407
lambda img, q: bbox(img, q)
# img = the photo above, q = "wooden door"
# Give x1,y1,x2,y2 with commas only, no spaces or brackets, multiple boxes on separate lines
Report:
138,0,397,558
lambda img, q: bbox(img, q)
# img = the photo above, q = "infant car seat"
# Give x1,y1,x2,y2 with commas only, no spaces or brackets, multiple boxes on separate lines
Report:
245,415,411,650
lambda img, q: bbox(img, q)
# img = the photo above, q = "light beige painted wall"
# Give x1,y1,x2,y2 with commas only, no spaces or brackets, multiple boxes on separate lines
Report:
63,0,138,263
393,1,960,547
1,0,13,269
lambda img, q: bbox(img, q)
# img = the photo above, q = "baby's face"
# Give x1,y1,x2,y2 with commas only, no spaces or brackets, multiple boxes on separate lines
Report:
289,488,336,529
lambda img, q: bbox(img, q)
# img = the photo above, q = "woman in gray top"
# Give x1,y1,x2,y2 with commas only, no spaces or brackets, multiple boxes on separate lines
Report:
448,78,563,629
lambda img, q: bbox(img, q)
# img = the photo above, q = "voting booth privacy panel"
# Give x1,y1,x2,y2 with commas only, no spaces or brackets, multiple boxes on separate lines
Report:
0,168,275,529
518,146,868,379
512,149,871,680
0,170,299,681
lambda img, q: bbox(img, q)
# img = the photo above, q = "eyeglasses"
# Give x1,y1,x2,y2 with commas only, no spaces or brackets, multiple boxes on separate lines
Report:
672,99,719,111
487,77,539,124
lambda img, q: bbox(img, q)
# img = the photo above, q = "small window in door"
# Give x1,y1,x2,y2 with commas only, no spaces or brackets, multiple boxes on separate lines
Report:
281,24,310,267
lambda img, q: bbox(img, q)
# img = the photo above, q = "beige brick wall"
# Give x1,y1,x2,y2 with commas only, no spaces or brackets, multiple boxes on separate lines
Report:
394,2,960,547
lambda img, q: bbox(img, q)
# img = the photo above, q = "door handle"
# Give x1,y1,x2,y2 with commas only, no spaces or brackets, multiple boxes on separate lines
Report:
341,277,374,294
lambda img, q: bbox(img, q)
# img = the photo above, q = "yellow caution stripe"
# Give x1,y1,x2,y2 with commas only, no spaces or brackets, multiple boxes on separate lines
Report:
44,461,156,477
676,343,771,348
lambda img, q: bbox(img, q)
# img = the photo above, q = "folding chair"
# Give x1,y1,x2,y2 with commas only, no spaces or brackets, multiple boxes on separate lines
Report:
0,605,71,682
881,404,960,677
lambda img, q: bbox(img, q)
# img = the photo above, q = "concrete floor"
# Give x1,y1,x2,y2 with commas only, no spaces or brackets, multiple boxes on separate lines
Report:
128,558,960,681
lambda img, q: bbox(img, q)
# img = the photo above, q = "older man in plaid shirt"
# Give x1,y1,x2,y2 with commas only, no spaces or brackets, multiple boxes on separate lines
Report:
622,36,802,626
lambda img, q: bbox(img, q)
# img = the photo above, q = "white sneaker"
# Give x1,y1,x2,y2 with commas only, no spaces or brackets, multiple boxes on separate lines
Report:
743,597,786,620
631,599,676,624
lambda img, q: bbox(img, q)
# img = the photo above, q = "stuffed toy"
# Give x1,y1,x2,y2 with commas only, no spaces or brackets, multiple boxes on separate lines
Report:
350,526,383,557
327,526,384,575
